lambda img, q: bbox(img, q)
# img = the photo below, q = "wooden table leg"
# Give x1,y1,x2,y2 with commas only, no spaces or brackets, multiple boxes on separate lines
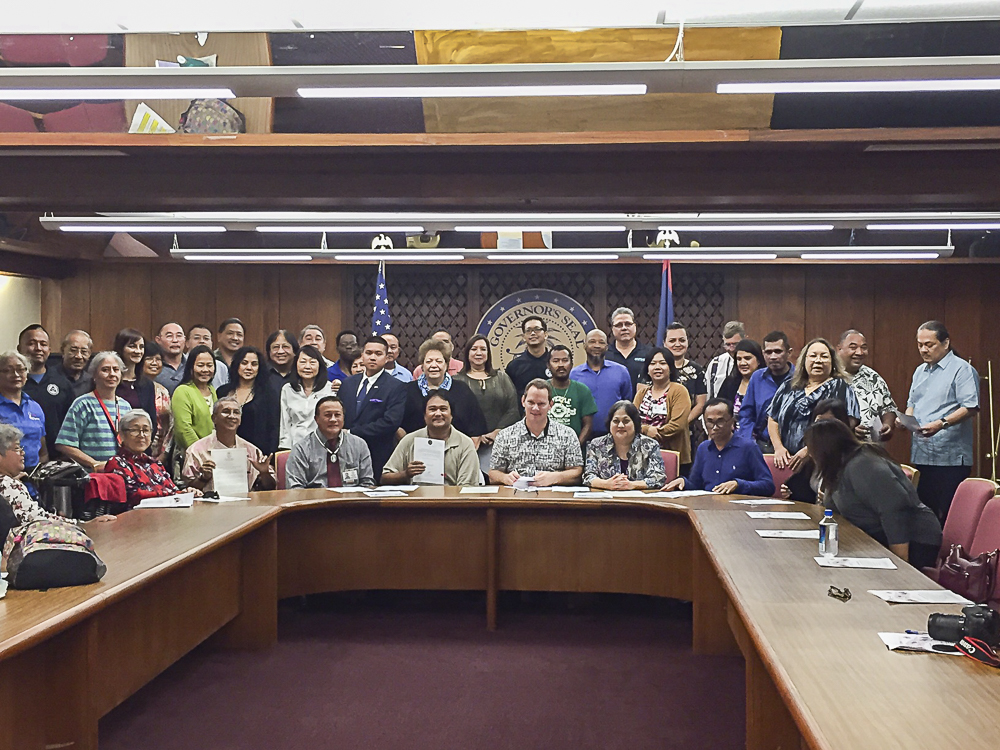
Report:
213,519,278,650
745,644,802,750
486,508,498,631
691,535,739,656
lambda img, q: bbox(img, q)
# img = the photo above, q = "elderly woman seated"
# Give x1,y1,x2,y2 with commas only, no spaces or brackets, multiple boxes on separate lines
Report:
584,401,667,490
104,410,187,508
183,396,274,493
0,423,64,546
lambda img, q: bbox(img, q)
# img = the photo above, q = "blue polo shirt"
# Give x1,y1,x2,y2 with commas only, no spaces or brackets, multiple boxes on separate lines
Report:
570,360,633,435
0,391,46,467
737,364,794,443
687,432,775,497
908,350,980,467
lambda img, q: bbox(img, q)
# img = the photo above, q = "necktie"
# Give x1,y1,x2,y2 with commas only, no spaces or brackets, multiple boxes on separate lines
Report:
356,378,368,410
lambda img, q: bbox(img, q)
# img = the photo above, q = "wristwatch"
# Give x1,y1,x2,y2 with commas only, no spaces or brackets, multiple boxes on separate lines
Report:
940,417,951,429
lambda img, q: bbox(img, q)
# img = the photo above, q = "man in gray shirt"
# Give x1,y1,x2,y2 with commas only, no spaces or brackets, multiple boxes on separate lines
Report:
286,396,374,489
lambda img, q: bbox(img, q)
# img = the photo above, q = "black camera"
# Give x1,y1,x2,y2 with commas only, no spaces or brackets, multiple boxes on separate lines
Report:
928,604,1000,646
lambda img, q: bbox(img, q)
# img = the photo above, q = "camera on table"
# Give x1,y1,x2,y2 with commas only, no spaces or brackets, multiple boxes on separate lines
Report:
928,604,1000,646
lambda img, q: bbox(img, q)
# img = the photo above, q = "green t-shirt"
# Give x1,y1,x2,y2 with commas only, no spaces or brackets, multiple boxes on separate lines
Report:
548,380,598,437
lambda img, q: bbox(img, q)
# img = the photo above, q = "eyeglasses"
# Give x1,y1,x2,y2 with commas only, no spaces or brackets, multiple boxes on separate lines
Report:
704,418,732,429
524,327,545,334
8,445,26,454
125,428,152,436
612,321,635,328
0,367,27,376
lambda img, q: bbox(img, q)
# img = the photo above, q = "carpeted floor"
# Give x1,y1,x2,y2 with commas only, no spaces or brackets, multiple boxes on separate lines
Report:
100,593,745,750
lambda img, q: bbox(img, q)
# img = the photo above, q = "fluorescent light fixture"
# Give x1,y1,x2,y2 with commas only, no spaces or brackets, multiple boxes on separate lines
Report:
658,225,834,232
0,88,235,100
61,225,227,233
718,79,1000,94
183,254,313,262
487,253,620,261
333,254,464,261
867,223,1000,231
256,226,425,233
299,84,646,98
643,253,779,261
456,226,627,233
801,252,941,260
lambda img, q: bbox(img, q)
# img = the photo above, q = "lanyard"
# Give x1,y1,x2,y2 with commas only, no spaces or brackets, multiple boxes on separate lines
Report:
95,392,122,445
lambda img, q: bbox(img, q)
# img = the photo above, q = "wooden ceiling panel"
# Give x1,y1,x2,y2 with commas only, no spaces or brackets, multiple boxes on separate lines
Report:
415,27,780,133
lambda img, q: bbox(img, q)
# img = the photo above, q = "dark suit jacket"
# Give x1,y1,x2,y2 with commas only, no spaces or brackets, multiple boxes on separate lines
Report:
341,371,406,476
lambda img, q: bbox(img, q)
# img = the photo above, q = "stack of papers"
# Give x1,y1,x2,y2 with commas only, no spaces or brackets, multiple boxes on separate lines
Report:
730,498,795,506
545,486,590,493
197,496,249,503
868,589,973,605
814,557,897,569
746,511,810,519
459,486,500,494
362,489,409,498
575,491,611,499
136,492,195,509
878,632,961,655
756,529,820,539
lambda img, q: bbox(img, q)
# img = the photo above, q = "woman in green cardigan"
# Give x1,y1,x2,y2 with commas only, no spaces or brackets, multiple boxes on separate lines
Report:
171,345,218,455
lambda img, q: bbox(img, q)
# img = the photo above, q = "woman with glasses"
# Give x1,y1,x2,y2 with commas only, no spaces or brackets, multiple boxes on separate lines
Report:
0,350,48,472
584,400,666,490
105,410,191,509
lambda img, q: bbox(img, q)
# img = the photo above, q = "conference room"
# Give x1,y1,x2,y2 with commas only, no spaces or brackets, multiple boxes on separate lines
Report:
2,3,1000,749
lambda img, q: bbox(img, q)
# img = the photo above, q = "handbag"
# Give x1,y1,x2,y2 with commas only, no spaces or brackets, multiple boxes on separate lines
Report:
925,544,998,604
5,519,107,590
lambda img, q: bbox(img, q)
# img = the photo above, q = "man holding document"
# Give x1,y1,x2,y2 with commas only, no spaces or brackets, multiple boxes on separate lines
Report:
286,396,374,489
382,390,482,486
183,397,274,495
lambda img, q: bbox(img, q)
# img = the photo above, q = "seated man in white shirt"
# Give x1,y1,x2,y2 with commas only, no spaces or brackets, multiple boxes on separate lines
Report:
183,396,274,493
382,390,483,486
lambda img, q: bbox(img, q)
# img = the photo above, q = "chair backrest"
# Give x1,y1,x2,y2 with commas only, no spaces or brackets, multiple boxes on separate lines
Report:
900,464,920,488
941,478,998,558
660,450,680,484
966,485,1000,557
763,454,795,499
275,450,291,490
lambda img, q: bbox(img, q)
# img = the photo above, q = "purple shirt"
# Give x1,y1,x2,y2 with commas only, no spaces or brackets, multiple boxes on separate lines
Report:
569,360,633,436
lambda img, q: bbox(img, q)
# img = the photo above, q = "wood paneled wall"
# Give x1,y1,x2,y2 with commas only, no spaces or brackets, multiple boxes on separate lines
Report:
34,260,1000,475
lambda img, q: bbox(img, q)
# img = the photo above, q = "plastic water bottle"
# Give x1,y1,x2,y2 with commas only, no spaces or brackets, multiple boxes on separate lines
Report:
818,509,839,557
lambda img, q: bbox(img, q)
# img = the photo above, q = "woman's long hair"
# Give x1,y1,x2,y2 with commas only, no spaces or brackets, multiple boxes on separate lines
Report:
805,419,893,492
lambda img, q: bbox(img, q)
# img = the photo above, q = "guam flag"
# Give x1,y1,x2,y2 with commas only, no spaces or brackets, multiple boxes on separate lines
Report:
655,261,674,347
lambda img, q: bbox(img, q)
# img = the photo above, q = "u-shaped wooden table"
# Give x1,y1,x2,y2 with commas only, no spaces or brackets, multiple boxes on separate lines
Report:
0,487,992,750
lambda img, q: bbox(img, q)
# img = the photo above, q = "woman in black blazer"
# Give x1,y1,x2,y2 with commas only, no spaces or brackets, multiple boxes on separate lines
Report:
217,346,280,455
114,329,159,444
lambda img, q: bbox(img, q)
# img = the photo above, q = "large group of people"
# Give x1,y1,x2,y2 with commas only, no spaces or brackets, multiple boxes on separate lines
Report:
0,309,978,566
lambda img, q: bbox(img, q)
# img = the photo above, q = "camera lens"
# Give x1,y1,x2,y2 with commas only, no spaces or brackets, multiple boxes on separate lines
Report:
928,613,966,643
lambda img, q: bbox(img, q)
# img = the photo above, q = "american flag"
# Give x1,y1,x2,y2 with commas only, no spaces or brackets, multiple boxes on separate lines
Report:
371,260,393,335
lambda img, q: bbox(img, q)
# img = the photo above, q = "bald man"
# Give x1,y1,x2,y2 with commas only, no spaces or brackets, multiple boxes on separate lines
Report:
569,329,633,437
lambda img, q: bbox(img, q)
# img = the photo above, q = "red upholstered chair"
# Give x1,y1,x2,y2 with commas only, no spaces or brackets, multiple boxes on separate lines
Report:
936,478,997,562
900,464,920,488
763,454,795,499
968,496,1000,607
660,450,680,484
0,102,39,132
42,102,127,133
275,450,291,490
0,35,109,66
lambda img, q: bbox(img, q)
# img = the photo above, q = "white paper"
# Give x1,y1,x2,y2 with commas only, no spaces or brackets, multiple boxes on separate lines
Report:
362,489,408,498
658,489,711,498
545,486,591,493
730,498,795,506
0,577,7,599
412,438,446,485
894,410,923,434
210,447,249,498
756,529,821,539
575,491,611,499
608,490,649,498
459,486,500,494
878,632,962,655
868,589,973,605
814,556,897,569
513,476,538,491
197,495,248,503
327,487,366,493
136,492,195,509
746,511,811,519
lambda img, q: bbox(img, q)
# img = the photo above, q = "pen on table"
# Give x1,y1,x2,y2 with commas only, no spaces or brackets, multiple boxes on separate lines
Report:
905,630,927,635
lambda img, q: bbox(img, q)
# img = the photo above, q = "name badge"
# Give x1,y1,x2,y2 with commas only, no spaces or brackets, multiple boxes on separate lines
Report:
343,468,359,486
651,403,668,416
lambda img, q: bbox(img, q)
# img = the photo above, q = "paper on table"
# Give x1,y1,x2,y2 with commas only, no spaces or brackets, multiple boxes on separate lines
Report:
363,489,408,498
327,487,367,493
868,589,973,605
730,498,795,506
894,410,923,434
545,486,590,493
459,486,500,494
197,495,248,503
878,632,962,655
746,511,810,519
575,491,611,499
756,529,821,539
136,492,195,509
608,490,648,498
814,557,897,569
656,490,711,498
512,476,538,491
210,447,249,498
412,438,446,485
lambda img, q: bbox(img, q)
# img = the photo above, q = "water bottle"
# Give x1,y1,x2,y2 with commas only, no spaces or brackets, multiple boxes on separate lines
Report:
818,509,839,557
